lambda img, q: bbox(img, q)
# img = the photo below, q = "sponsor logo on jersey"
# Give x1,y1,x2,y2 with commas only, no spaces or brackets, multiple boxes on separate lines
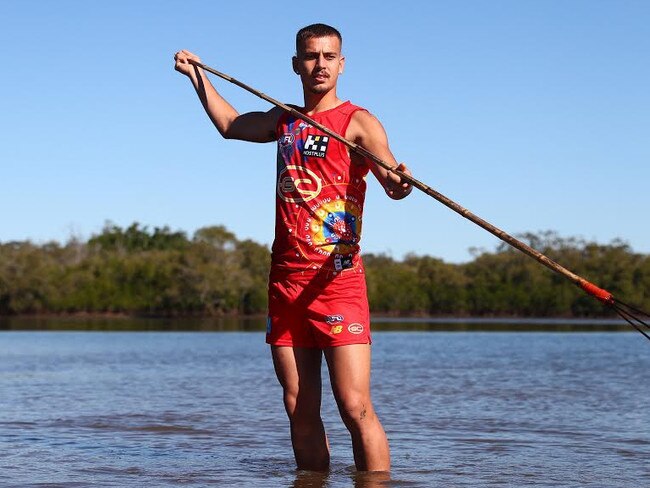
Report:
348,323,364,335
294,121,310,135
325,314,344,324
277,165,322,203
334,255,354,271
278,133,294,146
302,134,329,158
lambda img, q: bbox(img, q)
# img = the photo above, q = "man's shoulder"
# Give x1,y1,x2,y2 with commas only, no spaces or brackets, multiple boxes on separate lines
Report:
347,108,383,139
349,107,375,122
339,101,368,116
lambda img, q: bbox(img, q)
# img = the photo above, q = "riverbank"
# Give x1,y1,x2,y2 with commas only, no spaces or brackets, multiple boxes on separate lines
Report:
0,315,630,332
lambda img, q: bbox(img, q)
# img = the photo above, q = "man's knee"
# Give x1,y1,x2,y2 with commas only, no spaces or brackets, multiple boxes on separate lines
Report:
336,393,375,428
282,386,321,423
282,385,299,415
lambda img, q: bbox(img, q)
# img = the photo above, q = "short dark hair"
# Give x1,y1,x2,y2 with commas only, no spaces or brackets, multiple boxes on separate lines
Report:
296,23,342,53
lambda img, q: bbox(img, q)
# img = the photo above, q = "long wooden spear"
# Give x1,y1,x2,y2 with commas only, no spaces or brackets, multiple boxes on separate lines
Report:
188,59,650,341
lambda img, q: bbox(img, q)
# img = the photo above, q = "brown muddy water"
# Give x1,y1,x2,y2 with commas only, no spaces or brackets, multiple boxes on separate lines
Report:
1,319,648,487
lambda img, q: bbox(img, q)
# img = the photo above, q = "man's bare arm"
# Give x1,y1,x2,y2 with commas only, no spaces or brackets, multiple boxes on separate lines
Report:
346,111,412,200
174,50,280,143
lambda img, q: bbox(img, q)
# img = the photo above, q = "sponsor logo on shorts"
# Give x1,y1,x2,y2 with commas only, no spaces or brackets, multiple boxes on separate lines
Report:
266,317,272,334
325,314,344,324
348,323,364,335
330,325,343,335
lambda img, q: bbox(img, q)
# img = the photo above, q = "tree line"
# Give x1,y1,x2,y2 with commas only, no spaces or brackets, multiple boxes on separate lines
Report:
1,224,647,317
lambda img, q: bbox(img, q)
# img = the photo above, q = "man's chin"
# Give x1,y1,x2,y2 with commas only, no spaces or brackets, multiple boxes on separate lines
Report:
308,85,330,94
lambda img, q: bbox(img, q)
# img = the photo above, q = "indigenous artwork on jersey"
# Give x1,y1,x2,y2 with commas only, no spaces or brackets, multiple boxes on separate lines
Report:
274,103,369,273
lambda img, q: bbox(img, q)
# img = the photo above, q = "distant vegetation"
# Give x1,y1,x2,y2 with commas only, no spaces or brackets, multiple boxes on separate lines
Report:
1,224,647,317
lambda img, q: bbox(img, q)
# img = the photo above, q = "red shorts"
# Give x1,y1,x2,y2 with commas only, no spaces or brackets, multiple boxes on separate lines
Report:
266,269,371,348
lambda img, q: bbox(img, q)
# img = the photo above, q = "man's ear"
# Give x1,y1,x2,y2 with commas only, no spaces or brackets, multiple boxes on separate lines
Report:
338,56,345,75
292,56,299,74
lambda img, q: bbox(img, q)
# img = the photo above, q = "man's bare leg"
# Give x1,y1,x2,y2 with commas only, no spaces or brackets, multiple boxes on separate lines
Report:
324,344,390,472
271,345,329,471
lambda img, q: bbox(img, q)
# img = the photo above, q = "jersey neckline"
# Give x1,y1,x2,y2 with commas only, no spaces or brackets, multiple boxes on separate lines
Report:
298,100,351,118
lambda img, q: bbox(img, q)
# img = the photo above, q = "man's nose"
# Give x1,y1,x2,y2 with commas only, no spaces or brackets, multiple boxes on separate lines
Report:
315,53,325,67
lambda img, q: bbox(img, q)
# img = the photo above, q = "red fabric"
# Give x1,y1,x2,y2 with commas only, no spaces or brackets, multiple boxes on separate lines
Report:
266,270,371,348
272,101,369,278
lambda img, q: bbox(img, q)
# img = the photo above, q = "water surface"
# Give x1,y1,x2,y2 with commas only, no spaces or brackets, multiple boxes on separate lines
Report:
1,329,648,487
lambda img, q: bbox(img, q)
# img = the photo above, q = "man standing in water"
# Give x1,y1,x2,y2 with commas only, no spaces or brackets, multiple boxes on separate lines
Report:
175,23,411,472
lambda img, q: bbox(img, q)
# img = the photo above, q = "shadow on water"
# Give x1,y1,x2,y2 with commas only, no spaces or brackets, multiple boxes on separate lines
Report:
0,316,631,332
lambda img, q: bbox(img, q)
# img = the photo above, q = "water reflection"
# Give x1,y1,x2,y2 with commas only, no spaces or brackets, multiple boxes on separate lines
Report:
290,470,328,488
291,469,392,488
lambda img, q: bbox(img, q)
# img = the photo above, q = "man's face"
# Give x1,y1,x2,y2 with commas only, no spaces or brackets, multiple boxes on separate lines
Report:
293,35,345,95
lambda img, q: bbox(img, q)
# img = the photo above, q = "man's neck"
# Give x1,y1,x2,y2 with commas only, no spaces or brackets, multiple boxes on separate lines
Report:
302,90,343,115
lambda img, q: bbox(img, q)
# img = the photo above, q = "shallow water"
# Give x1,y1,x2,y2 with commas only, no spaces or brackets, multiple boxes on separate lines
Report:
1,330,649,487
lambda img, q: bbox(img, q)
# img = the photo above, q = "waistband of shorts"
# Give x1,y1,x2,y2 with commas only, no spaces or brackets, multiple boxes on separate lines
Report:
269,264,365,283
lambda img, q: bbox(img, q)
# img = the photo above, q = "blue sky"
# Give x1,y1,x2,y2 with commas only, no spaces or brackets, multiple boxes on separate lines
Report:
1,0,648,263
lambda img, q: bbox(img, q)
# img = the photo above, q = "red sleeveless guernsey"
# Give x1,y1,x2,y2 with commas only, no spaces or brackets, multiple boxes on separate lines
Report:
272,101,369,276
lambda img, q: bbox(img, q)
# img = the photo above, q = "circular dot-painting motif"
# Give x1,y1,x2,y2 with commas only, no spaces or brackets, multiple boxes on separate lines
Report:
296,185,364,260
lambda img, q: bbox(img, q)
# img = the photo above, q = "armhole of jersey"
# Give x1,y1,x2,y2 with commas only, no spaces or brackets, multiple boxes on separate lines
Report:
339,106,368,167
275,111,289,138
